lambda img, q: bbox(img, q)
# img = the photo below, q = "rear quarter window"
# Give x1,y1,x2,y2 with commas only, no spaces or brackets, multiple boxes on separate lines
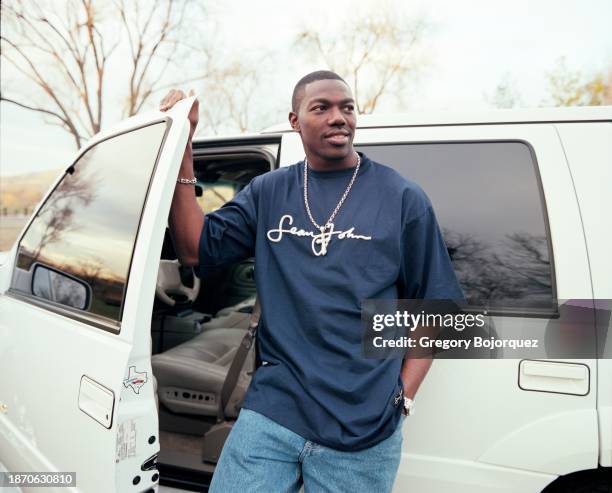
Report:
357,141,555,315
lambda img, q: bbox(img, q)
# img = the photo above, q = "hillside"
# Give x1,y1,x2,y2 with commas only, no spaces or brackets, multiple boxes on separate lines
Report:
0,168,63,250
0,168,63,214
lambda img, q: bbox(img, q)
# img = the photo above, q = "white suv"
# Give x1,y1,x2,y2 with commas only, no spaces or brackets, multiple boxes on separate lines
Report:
0,99,610,492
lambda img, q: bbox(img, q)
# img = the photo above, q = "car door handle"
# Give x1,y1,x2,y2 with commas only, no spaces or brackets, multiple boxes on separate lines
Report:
78,375,115,428
522,361,587,379
519,360,589,395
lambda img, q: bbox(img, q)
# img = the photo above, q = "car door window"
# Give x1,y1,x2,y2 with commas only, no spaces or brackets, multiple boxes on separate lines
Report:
10,122,168,326
357,141,555,314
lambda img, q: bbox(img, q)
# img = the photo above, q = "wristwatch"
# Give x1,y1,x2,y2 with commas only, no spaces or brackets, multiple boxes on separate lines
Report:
403,396,415,416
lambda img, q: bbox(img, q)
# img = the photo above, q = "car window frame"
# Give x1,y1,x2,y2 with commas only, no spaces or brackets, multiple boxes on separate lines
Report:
354,138,558,319
6,118,174,334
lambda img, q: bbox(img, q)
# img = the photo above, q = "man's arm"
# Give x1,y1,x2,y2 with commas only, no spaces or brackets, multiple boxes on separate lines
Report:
160,89,204,267
398,191,464,412
400,356,432,401
400,319,437,403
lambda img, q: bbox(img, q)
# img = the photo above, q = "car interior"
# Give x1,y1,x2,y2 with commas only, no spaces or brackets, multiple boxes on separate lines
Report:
150,146,276,481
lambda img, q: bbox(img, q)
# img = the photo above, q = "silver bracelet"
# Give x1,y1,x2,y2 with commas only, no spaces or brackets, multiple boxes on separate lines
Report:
177,177,197,185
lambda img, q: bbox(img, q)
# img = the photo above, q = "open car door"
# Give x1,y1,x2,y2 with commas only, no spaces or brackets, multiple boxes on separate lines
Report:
0,97,194,492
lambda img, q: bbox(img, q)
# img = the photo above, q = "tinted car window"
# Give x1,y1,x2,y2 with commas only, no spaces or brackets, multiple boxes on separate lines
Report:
357,142,555,312
11,122,167,323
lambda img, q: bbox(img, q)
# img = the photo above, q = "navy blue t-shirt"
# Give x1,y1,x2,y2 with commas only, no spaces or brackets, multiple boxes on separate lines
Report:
198,153,463,451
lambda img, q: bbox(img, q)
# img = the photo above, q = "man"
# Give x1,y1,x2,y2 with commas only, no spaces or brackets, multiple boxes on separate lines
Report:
160,70,463,492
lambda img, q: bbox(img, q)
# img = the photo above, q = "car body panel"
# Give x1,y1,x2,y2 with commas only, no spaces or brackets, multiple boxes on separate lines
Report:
555,122,612,468
0,106,609,492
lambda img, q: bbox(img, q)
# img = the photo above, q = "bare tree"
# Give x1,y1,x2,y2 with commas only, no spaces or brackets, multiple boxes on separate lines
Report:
295,10,428,114
496,233,551,293
198,59,264,135
1,0,190,148
116,0,188,117
170,18,283,137
443,229,553,308
20,165,96,268
1,0,114,147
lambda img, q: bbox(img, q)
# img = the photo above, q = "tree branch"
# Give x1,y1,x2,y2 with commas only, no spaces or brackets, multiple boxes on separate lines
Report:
1,96,81,147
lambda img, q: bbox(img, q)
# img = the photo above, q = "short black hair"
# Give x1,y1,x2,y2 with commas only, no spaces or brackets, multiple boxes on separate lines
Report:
291,70,348,113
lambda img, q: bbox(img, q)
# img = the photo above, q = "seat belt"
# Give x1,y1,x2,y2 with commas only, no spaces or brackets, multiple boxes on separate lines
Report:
216,297,261,423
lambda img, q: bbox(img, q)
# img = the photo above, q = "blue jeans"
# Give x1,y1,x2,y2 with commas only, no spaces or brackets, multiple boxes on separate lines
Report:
209,409,404,493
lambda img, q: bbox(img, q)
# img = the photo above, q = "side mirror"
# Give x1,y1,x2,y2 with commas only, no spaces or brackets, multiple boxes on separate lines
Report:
32,264,91,310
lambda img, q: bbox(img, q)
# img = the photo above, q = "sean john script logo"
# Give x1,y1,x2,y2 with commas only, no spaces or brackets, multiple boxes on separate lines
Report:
266,214,372,256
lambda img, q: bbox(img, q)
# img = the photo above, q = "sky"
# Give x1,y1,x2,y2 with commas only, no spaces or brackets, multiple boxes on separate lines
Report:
1,0,611,177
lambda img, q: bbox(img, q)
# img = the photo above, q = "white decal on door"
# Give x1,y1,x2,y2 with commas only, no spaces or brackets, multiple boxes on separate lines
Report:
123,366,148,394
116,420,137,463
